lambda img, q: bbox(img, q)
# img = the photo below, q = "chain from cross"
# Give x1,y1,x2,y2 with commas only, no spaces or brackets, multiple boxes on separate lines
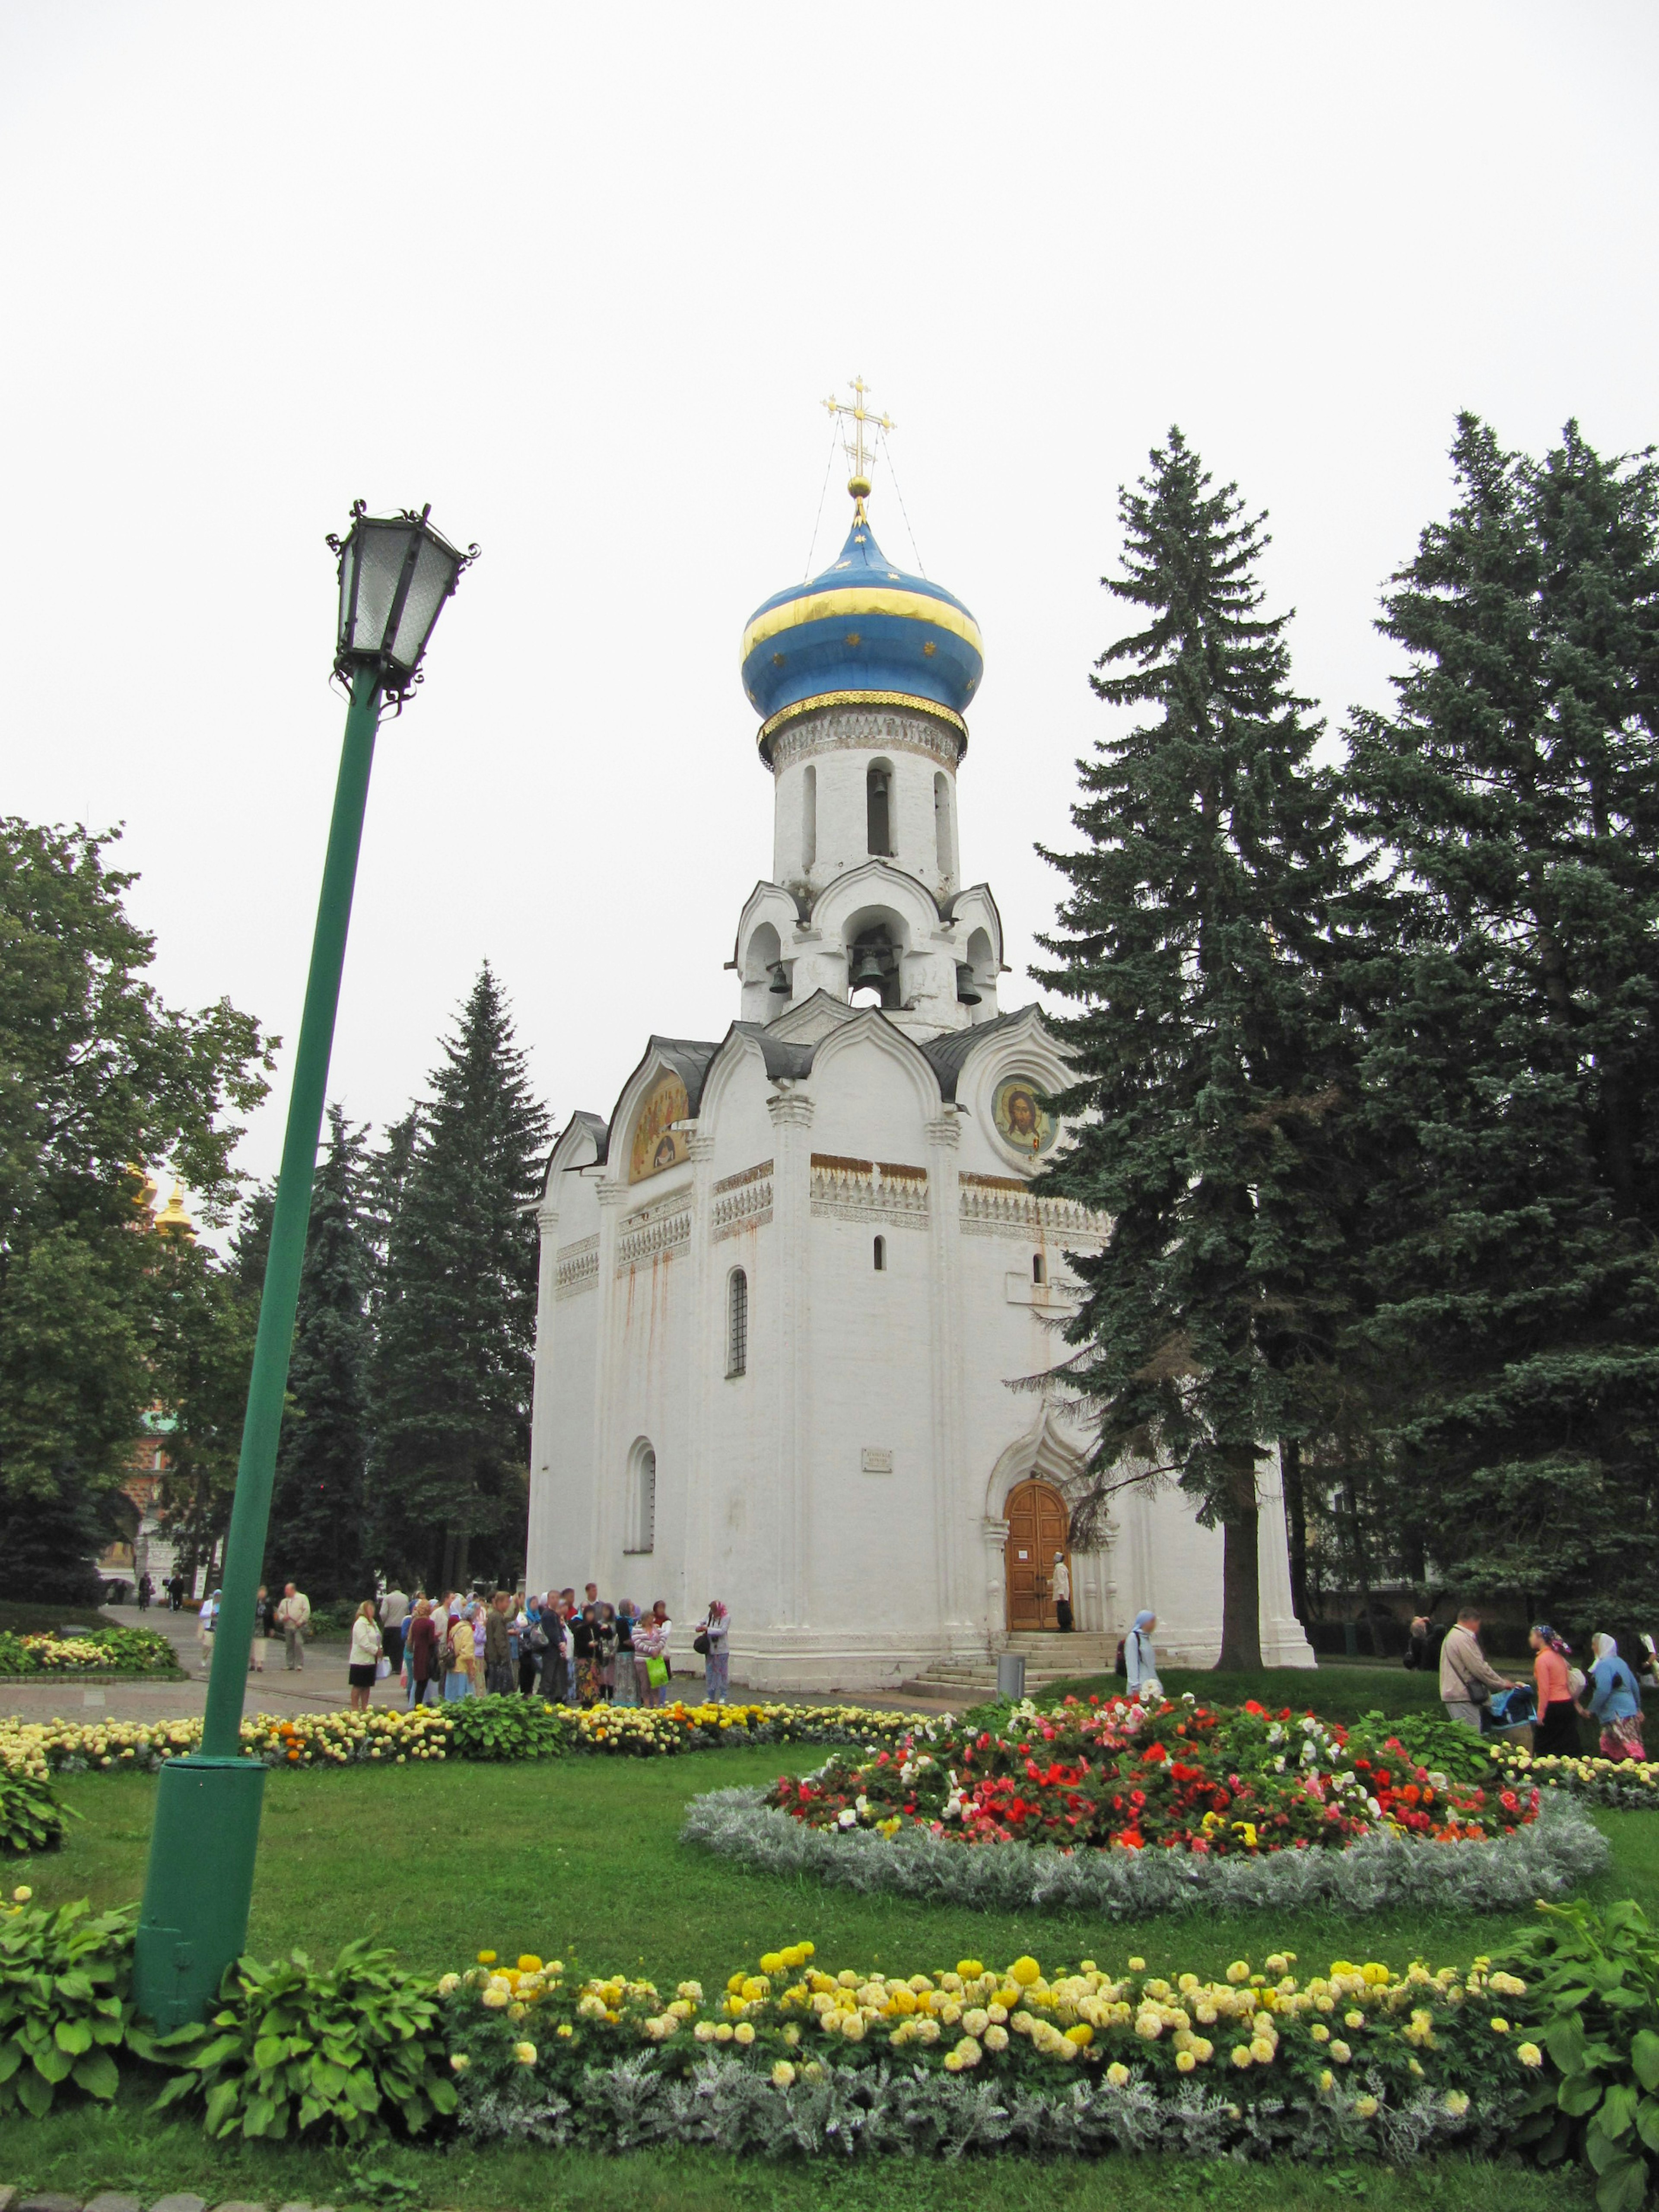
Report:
823,376,894,512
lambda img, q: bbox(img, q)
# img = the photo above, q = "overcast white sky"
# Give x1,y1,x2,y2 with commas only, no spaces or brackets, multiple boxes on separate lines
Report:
4,4,1657,1214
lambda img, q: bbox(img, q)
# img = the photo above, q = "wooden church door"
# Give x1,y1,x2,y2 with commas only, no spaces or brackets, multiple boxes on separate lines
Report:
1004,1479,1071,1630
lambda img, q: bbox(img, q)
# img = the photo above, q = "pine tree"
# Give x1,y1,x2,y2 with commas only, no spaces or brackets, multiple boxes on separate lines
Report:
261,1107,373,1603
1034,429,1353,1667
372,966,548,1592
1345,414,1659,1626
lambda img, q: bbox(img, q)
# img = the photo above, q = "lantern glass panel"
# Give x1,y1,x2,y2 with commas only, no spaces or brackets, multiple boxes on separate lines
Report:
385,533,460,672
335,535,359,654
347,522,418,656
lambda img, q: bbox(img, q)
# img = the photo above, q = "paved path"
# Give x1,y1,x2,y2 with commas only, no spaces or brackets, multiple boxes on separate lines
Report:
0,1607,963,1726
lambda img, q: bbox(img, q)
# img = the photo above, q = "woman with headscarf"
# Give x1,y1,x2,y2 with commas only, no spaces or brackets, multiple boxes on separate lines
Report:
1125,1610,1160,1701
1583,1632,1645,1761
1529,1624,1580,1755
612,1600,640,1707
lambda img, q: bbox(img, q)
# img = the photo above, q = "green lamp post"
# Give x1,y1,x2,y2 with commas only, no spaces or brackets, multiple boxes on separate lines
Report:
133,503,477,2030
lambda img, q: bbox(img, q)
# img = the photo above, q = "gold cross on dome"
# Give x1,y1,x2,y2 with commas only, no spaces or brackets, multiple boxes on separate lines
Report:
823,375,894,517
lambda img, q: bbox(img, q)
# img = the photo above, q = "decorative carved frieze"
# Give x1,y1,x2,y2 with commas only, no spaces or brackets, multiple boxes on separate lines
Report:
712,1161,774,1242
555,1234,599,1300
809,1153,929,1230
616,1192,693,1271
767,706,965,774
959,1171,1105,1242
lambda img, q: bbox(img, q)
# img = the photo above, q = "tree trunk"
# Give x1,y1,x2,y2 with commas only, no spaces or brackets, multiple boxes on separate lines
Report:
1280,1436,1309,1624
455,1530,471,1591
440,1526,457,1595
1216,1456,1262,1670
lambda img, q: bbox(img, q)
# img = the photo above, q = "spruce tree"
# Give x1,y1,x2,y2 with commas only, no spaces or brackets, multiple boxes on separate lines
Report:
1034,429,1352,1667
372,966,548,1592
261,1107,373,1603
1346,414,1659,1625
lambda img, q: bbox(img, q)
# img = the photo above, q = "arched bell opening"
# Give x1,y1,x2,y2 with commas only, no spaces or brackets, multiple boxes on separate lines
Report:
740,921,789,1021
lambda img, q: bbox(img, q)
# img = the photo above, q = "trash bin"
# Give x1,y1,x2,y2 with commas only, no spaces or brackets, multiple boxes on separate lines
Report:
996,1653,1027,1702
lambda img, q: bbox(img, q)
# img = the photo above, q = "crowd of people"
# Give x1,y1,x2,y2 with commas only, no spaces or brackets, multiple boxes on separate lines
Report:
187,1579,733,1708
381,1588,731,1710
1409,1606,1653,1761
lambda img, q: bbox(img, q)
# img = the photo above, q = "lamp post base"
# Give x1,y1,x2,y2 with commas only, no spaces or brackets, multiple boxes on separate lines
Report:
132,1757,268,2030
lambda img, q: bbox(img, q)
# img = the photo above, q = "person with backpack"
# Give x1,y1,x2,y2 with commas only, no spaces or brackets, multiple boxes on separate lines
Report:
517,1593,547,1695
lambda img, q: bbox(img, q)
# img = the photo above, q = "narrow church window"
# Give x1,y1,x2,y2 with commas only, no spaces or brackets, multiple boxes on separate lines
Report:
1033,1252,1046,1285
801,765,817,871
873,1235,886,1272
934,771,953,876
626,1441,656,1554
866,761,892,856
726,1267,748,1377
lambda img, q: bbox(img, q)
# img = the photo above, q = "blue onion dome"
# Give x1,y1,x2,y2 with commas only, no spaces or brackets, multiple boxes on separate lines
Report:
741,509,983,751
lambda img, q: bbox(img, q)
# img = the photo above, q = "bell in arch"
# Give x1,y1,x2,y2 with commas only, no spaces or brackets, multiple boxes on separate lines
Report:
955,962,982,1005
849,950,887,991
768,962,791,995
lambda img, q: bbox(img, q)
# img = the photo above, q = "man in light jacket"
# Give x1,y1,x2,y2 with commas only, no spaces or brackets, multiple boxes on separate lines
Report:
1439,1605,1510,1729
275,1582,311,1672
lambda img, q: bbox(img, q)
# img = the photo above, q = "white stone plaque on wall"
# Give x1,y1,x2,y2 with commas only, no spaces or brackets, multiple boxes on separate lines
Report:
860,1447,894,1475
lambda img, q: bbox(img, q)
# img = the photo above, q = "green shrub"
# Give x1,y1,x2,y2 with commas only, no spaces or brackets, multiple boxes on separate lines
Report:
0,1897,134,2116
1346,1705,1497,1783
0,1769,66,1853
152,1938,458,2142
444,1693,569,1762
0,1637,31,1677
1505,1897,1659,2212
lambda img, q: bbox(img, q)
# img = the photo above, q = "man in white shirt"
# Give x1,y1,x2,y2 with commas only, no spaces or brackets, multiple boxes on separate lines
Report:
275,1583,311,1672
1051,1552,1073,1633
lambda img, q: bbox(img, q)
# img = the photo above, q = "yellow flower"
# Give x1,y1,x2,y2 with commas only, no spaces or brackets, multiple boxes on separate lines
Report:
1491,2018,1510,2034
1344,2009,1365,2029
772,2059,796,2087
1065,2024,1093,2047
1331,2040,1351,2064
1175,2049,1197,2073
957,1958,985,1978
983,2025,1009,2053
1106,2061,1131,2087
449,2052,470,2072
1444,2090,1470,2118
478,1949,497,1965
557,2023,573,2039
512,2041,537,2065
1226,1961,1251,1985
518,1954,543,1973
1127,1956,1147,1972
734,2021,756,2046
1010,1956,1042,1986
10,1887,29,1904
1518,2042,1544,2068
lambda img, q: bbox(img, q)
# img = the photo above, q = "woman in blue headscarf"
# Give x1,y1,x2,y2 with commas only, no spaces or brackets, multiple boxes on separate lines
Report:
1583,1632,1645,1761
1126,1611,1160,1700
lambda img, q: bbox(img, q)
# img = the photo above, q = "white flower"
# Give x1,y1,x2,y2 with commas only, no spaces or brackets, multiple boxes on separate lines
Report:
838,1807,857,1828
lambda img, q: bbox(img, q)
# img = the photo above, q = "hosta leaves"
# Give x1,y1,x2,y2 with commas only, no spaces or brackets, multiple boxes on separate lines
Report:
1630,2029,1659,2092
71,2047,117,2100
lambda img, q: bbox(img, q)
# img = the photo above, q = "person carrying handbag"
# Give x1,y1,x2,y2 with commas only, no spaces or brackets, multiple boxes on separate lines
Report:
1439,1605,1510,1730
695,1600,730,1703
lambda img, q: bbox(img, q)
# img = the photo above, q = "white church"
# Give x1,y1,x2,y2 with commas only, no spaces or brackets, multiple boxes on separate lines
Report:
525,395,1312,1691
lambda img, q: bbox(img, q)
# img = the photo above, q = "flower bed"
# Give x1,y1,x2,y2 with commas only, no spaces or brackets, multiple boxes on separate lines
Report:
0,1627,181,1678
684,1782,1605,1919
442,1938,1543,2160
0,1698,927,1781
768,1695,1535,1853
1494,1745,1659,1809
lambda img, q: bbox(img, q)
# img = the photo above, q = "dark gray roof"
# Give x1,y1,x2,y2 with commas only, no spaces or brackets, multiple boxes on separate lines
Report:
645,1035,723,1115
535,1108,610,1199
728,1020,817,1083
918,1010,1029,1100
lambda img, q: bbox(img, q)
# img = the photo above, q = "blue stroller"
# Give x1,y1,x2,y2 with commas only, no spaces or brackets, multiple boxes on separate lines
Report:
1481,1682,1537,1741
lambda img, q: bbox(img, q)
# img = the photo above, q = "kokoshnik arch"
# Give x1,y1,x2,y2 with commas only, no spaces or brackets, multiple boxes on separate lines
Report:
525,387,1311,1690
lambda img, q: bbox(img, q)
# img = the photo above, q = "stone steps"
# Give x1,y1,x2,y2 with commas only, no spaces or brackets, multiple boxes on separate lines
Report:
899,1634,1121,1701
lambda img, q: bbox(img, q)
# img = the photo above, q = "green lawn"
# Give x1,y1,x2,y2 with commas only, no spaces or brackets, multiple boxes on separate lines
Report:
1044,1662,1460,1725
0,1740,1638,2205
